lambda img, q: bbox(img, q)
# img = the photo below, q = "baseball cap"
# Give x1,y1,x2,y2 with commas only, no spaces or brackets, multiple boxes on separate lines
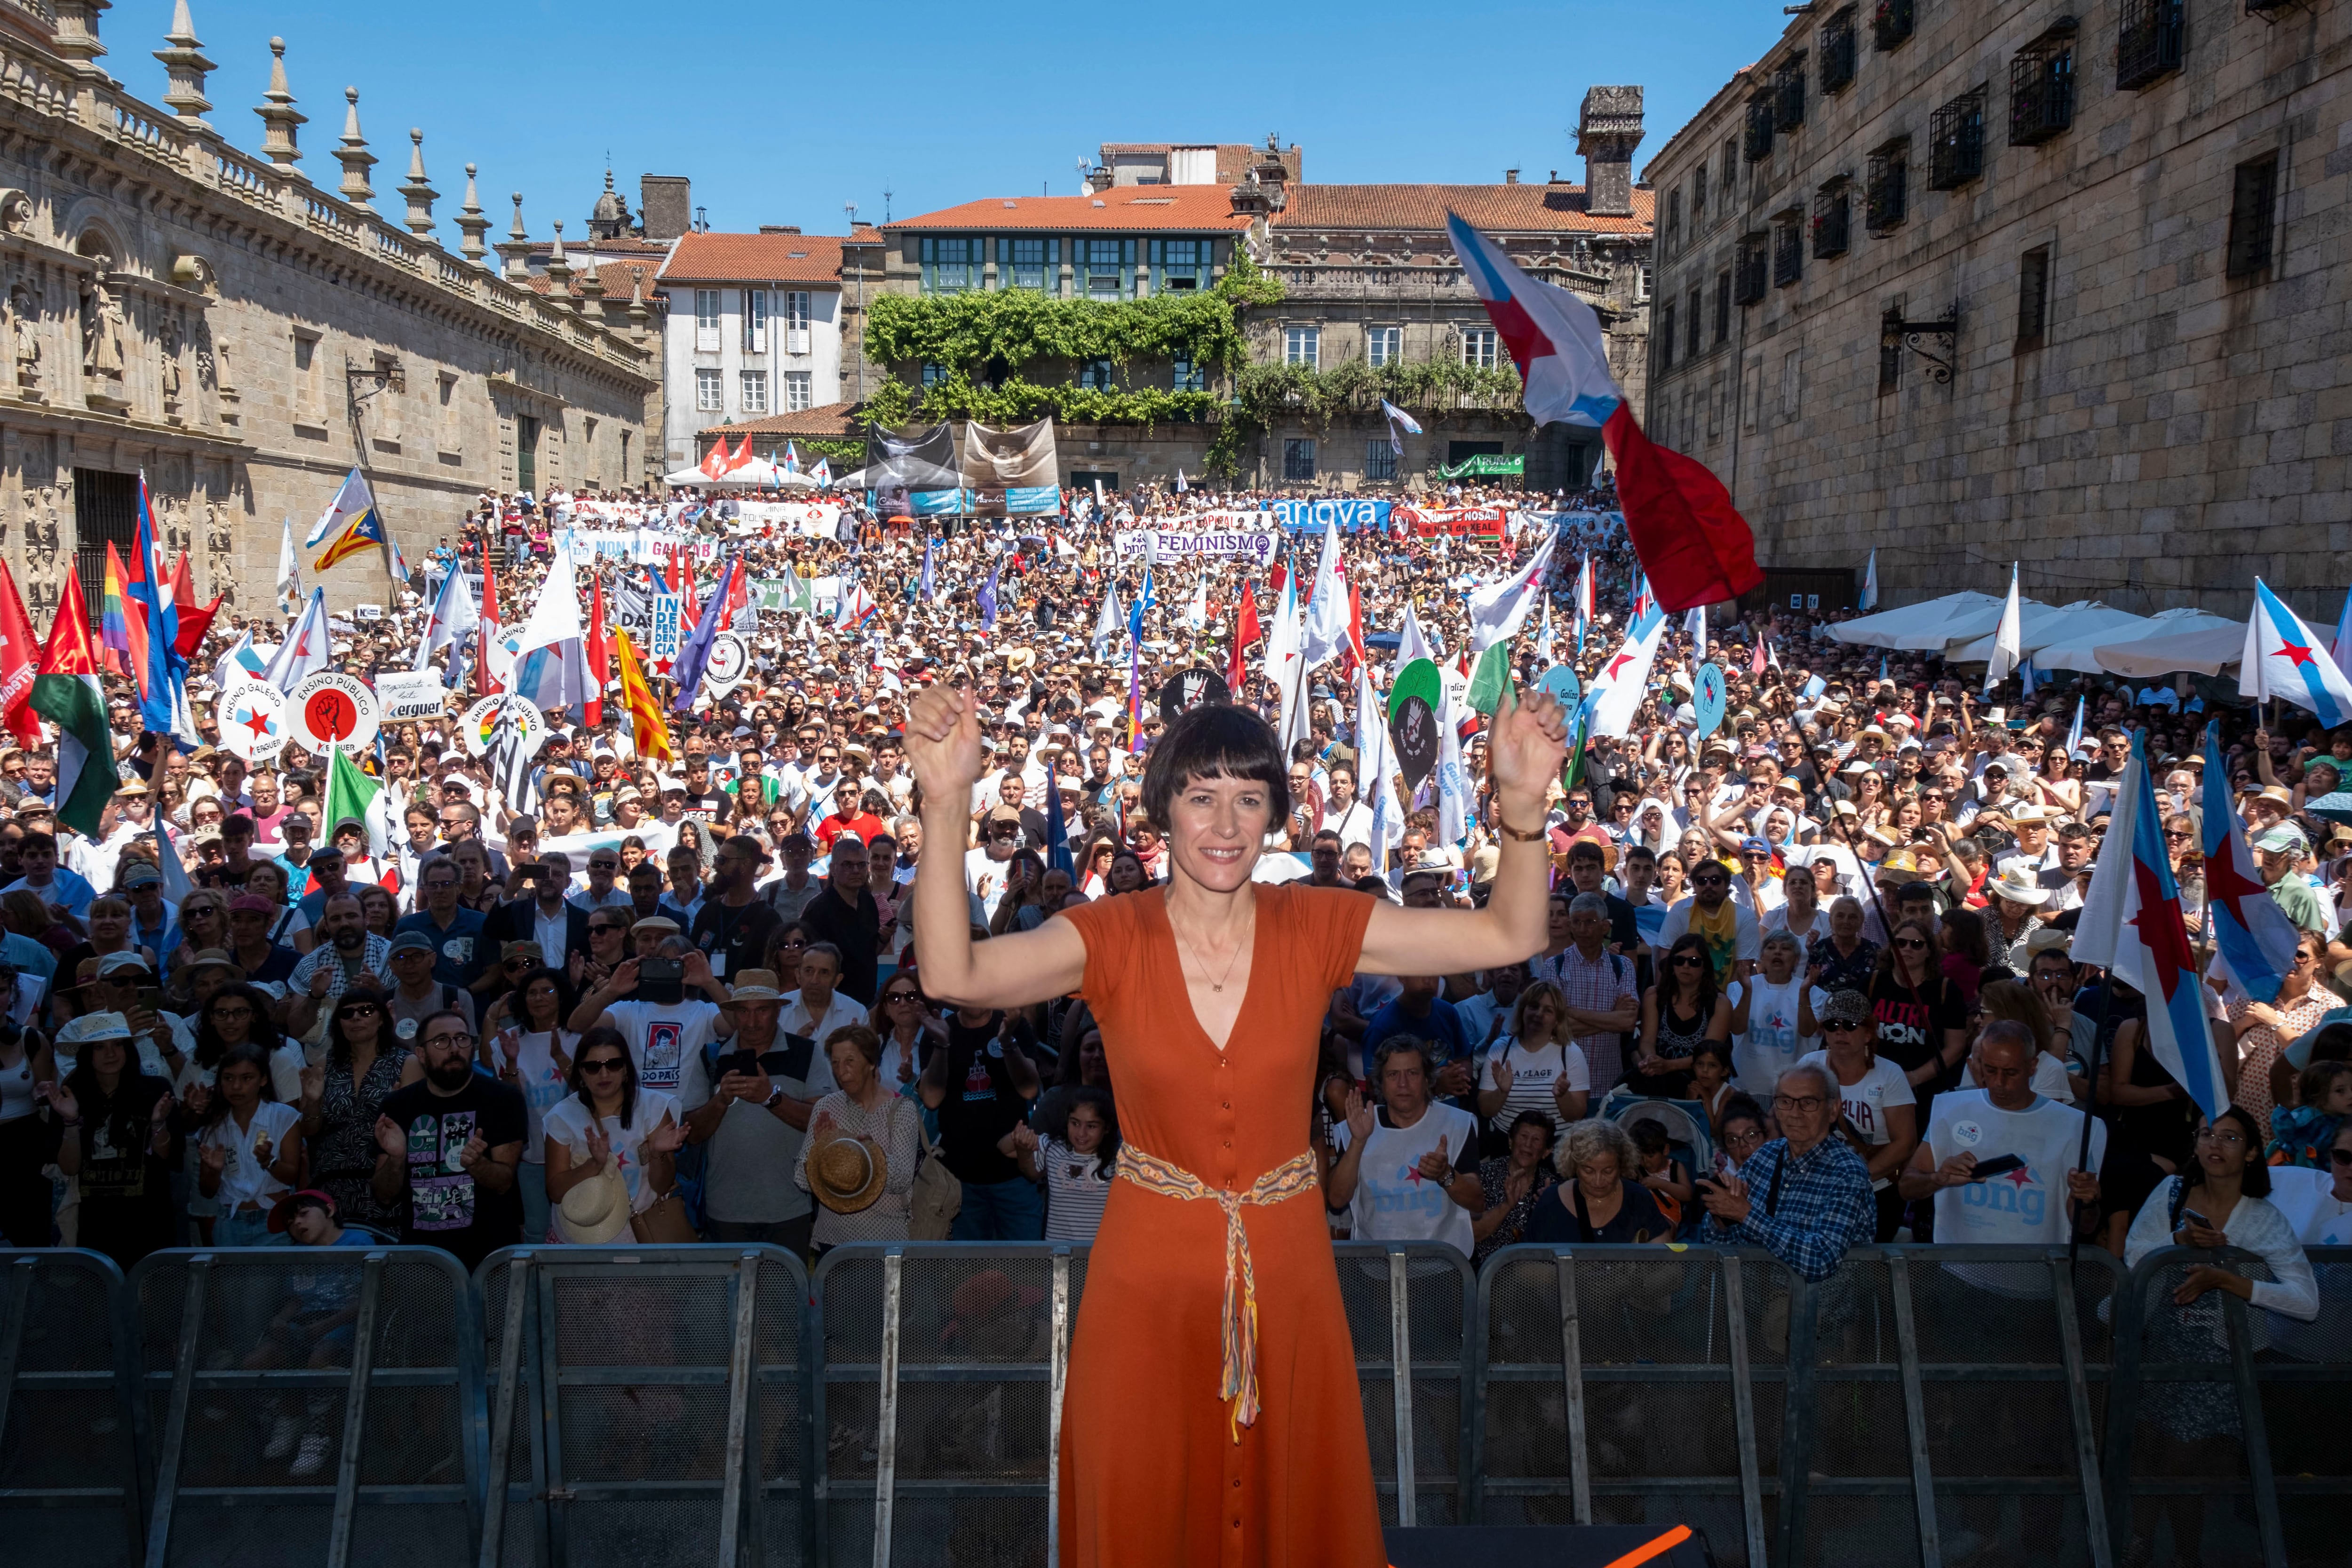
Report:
388,930,437,957
1820,990,1875,1029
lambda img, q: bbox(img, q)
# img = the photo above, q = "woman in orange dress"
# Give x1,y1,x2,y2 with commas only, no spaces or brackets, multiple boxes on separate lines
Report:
905,687,1566,1568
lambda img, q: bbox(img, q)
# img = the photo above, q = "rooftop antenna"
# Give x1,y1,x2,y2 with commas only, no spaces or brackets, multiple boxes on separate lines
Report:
1075,157,1091,194
883,182,892,222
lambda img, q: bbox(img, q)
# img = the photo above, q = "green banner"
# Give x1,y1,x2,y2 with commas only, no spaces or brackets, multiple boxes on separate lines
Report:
1438,453,1524,479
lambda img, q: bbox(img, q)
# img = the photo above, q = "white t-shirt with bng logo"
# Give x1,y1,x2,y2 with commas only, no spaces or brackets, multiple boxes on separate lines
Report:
1923,1088,2107,1296
1329,1101,1481,1258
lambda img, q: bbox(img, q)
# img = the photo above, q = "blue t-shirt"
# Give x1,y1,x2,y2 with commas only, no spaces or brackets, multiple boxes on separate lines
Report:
393,907,491,990
1361,995,1476,1101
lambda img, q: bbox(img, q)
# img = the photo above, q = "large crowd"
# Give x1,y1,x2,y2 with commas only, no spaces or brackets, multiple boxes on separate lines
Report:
2,473,2344,1543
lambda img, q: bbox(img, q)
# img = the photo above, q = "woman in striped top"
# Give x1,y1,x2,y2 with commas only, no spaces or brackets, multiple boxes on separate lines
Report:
1475,980,1592,1151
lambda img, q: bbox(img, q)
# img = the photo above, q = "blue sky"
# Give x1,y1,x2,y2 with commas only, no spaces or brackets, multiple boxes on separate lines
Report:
137,1,1788,245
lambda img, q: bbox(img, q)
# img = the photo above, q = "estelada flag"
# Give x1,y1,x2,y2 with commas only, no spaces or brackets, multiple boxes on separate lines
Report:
1448,213,1761,613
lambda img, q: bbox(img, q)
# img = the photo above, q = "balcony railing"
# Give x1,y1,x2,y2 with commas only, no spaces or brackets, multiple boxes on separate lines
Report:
1772,222,1804,287
1866,148,1908,230
2116,0,2184,90
1734,237,1769,304
1821,8,1858,91
1927,90,1986,190
1812,187,1851,257
1745,96,1774,161
1774,58,1807,130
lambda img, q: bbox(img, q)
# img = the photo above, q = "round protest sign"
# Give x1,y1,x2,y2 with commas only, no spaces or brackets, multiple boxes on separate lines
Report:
216,683,287,764
1389,695,1439,793
1158,668,1231,724
1537,664,1582,709
1388,658,1442,724
1694,661,1729,739
705,632,750,694
461,693,547,758
286,672,380,753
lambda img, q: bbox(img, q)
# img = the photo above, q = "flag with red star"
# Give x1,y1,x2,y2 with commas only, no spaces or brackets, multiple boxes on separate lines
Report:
2240,577,2352,725
2074,732,2229,1121
2199,718,2301,1004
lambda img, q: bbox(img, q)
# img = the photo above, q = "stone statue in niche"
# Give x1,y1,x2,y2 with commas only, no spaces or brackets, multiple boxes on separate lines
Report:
8,281,38,393
79,278,127,409
160,313,185,420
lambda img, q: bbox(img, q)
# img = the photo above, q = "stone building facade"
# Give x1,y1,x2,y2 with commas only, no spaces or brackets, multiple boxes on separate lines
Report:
0,4,657,619
1642,0,2352,614
865,105,1653,495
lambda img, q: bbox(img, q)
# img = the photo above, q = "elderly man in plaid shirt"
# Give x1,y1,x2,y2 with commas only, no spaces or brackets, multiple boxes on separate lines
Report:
285,890,395,1038
1540,893,1642,1094
1697,1051,1875,1282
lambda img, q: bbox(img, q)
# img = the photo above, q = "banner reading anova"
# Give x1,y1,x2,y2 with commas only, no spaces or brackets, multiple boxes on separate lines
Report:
1112,529,1281,565
1269,497,1392,533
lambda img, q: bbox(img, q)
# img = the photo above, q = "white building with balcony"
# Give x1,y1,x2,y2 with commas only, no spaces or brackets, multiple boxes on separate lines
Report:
654,231,844,470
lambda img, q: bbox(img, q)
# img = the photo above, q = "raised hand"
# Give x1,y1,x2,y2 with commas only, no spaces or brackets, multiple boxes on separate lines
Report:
1342,1087,1374,1146
584,1123,612,1171
643,1117,686,1156
457,1132,489,1171
37,1081,77,1122
374,1114,407,1159
1487,684,1570,813
904,685,985,799
199,1138,227,1176
1490,1056,1516,1093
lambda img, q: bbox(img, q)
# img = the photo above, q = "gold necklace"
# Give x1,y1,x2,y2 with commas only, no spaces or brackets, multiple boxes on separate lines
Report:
1173,913,1252,994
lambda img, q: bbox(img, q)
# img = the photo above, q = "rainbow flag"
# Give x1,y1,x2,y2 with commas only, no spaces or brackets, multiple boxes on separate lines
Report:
100,541,144,684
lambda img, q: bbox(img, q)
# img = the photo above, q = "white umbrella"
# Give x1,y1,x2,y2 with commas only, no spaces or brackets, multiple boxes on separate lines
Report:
2091,613,2249,678
2034,606,2227,673
1947,601,2145,665
1828,590,2004,650
662,466,716,486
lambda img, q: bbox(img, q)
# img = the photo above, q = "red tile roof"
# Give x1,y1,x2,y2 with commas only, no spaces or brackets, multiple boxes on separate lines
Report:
699,401,863,438
887,186,1252,233
1274,183,1653,236
524,257,662,300
658,232,845,285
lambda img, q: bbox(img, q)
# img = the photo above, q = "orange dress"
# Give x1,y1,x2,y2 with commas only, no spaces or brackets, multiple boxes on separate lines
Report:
1056,883,1386,1568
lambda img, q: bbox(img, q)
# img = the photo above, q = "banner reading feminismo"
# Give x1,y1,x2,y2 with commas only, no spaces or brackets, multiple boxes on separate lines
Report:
1112,529,1280,565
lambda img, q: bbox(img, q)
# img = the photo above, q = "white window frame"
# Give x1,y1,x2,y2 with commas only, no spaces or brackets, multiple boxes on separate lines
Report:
1461,326,1498,368
1284,326,1319,368
694,367,723,412
694,289,722,352
744,288,768,353
783,371,812,413
1367,326,1401,368
784,290,811,354
739,370,768,415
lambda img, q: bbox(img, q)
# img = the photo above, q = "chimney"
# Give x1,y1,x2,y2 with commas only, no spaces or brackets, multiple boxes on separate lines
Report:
1504,169,1519,184
1576,85,1644,218
758,224,802,235
639,174,691,240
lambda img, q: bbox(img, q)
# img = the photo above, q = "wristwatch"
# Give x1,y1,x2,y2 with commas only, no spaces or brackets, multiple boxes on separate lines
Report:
765,1088,786,1112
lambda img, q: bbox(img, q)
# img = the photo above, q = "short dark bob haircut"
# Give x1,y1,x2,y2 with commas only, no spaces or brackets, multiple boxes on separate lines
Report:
1140,704,1291,832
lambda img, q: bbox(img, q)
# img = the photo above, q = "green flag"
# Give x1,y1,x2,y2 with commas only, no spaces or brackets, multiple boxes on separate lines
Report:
1561,704,1590,793
1465,641,1512,717
324,743,389,857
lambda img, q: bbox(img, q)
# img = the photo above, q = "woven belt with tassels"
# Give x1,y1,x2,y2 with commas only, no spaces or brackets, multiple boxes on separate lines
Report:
1114,1142,1320,1441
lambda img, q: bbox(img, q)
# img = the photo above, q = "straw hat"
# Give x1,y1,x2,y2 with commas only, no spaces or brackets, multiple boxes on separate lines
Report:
556,1162,633,1245
808,1131,889,1213
1987,864,2053,907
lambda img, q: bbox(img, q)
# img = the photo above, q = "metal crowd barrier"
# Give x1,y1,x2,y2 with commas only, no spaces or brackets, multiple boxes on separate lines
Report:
473,1246,809,1568
124,1245,481,1568
0,1250,145,1563
5,1241,2349,1568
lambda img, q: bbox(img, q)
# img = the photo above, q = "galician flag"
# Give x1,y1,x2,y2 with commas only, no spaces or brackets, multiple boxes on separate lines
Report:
413,560,480,672
1585,602,1669,740
275,516,303,618
1860,548,1879,612
29,568,113,838
2074,732,2229,1122
1447,213,1760,612
1984,563,2023,694
263,589,332,694
2240,578,2352,725
1465,531,1558,654
510,539,592,716
2199,718,2301,1006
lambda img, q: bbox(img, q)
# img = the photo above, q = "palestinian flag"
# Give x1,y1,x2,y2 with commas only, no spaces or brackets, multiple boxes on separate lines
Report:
30,569,115,837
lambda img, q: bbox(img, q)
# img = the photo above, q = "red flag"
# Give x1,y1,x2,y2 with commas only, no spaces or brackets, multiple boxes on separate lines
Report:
0,558,40,747
724,435,755,473
1227,581,1261,694
698,440,731,481
1751,637,1767,678
172,594,222,658
1344,579,1367,674
1602,406,1763,613
1268,558,1287,601
674,544,701,627
584,572,609,726
477,536,501,695
723,563,751,632
167,550,196,612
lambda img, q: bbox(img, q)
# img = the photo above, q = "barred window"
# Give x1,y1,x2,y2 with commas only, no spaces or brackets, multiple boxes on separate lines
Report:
1666,190,1683,256
2010,24,2077,146
1772,216,1804,287
1734,234,1769,304
1283,438,1316,483
1874,0,1915,50
1821,7,1858,92
1714,271,1732,343
1686,287,1703,359
1365,439,1397,483
1745,95,1775,161
1658,304,1677,371
2116,0,2184,92
2225,155,2280,279
1867,140,1910,230
1775,55,1808,131
1693,163,1708,224
1813,181,1851,258
1928,88,1987,190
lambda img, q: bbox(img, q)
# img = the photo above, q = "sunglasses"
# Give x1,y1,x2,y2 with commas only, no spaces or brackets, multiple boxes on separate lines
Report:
580,1057,626,1075
1670,955,1705,968
884,991,921,1003
1893,937,1929,949
590,924,624,936
2330,1147,2352,1169
337,1003,381,1019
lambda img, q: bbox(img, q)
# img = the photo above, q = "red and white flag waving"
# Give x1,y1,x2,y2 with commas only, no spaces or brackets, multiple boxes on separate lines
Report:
1447,214,1762,613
